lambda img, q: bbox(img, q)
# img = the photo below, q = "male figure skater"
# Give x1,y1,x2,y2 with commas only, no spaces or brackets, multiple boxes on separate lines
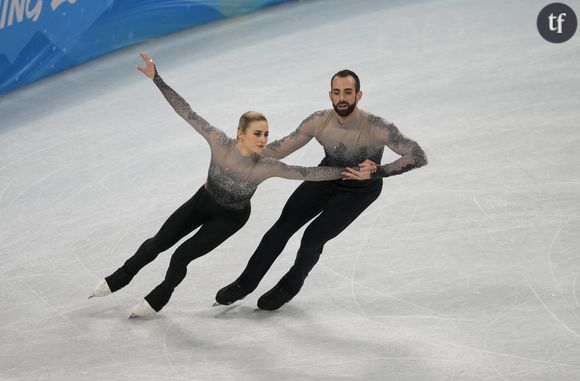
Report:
216,69,428,310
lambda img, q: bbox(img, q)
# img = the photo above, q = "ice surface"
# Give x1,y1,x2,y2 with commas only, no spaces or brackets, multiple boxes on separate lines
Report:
1,0,580,379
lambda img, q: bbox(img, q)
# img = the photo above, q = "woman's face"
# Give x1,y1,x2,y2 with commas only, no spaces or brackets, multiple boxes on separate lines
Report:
238,120,269,155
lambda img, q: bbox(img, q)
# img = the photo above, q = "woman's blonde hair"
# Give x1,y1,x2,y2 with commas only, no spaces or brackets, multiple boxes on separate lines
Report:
238,111,267,133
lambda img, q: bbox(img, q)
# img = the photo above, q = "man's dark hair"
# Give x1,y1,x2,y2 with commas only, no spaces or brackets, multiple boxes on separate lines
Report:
331,70,361,93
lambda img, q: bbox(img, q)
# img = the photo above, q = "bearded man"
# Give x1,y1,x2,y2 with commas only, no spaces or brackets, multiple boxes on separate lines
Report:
216,69,428,310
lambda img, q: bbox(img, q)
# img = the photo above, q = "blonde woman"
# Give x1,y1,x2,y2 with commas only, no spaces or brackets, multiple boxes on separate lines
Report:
89,53,370,318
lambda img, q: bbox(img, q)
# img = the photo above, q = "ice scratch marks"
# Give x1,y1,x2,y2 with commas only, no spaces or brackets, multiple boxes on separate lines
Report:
544,215,580,322
322,262,444,317
160,282,210,380
16,279,115,364
574,272,580,308
71,241,99,280
473,195,491,218
0,179,13,242
524,275,580,340
0,179,11,206
0,168,63,220
548,216,573,293
479,294,539,380
162,317,187,380
348,208,380,317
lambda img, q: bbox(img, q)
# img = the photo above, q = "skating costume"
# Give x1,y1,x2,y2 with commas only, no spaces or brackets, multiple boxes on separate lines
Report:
218,109,427,309
106,73,344,312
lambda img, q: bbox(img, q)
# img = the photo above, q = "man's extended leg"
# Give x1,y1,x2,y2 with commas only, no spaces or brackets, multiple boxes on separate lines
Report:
215,181,331,305
258,182,382,310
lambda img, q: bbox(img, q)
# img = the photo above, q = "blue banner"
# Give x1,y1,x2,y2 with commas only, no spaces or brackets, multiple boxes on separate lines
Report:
0,0,289,95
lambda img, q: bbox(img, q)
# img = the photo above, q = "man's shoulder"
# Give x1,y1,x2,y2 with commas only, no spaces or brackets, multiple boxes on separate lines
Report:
311,109,333,114
299,109,333,128
307,109,333,120
363,110,394,129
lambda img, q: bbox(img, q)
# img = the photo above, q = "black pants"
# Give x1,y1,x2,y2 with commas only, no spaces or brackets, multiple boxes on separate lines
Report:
106,186,250,311
236,179,382,294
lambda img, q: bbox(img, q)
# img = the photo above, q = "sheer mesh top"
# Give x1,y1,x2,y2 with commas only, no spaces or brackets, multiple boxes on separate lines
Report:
152,73,344,210
262,109,426,180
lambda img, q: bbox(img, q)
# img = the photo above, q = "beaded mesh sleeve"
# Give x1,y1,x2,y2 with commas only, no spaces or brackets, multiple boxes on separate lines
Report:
152,72,344,209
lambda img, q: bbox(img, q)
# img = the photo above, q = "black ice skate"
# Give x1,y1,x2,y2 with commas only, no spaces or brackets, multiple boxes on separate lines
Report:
257,283,298,311
214,280,249,306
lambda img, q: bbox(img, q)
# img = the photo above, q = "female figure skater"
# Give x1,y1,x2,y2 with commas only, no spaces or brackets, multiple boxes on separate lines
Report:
89,53,369,318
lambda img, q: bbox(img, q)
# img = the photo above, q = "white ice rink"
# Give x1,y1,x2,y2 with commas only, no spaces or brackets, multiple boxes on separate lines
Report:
1,0,580,379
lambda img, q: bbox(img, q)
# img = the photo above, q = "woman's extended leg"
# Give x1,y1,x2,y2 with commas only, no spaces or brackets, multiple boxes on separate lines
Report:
105,186,209,292
144,204,250,312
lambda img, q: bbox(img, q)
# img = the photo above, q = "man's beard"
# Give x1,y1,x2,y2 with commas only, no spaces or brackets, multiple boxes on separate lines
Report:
333,101,356,117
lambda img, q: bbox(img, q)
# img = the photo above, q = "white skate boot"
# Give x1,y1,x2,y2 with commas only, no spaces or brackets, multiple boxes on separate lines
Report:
88,279,112,299
129,299,156,319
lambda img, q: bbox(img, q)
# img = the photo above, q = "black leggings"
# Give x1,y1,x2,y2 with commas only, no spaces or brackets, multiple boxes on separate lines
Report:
237,179,382,294
106,186,250,311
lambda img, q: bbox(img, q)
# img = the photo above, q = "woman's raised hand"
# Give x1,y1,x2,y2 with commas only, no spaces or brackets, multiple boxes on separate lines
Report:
136,52,156,79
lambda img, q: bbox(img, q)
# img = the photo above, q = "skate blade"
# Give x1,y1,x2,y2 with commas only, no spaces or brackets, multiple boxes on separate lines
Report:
88,294,95,299
128,313,155,319
212,296,245,307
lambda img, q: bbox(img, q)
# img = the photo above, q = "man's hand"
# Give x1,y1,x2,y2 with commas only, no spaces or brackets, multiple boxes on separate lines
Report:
358,159,378,173
136,52,156,79
342,159,379,180
342,167,371,180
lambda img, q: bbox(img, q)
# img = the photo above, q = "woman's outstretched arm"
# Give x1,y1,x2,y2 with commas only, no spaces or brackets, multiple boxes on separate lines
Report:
137,52,228,144
262,158,361,182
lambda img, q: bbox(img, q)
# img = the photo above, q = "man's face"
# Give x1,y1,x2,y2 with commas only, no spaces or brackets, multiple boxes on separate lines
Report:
329,76,362,117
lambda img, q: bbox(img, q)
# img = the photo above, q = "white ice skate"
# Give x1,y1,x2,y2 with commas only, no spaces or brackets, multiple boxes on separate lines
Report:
129,299,156,319
88,279,112,299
